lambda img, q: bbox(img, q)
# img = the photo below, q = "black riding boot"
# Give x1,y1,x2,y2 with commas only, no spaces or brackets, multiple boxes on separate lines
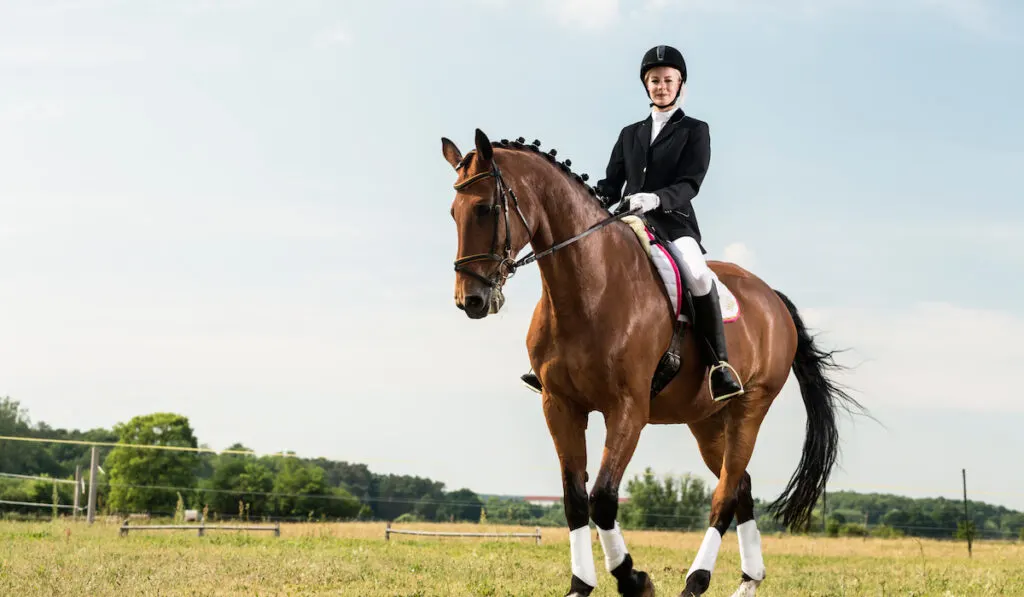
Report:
691,287,744,402
520,371,542,394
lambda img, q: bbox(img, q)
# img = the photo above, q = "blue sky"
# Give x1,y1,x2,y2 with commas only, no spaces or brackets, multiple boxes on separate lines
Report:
2,0,1023,511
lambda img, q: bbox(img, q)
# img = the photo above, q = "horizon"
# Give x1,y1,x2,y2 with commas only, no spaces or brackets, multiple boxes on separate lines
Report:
4,399,1020,516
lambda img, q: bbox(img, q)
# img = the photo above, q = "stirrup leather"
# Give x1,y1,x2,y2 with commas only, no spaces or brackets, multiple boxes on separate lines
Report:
708,361,744,402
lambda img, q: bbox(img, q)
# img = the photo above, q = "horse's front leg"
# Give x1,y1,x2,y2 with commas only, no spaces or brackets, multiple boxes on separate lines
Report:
543,395,598,597
590,402,655,597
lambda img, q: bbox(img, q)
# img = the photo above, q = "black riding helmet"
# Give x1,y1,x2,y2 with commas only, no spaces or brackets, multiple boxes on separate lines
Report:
640,45,686,108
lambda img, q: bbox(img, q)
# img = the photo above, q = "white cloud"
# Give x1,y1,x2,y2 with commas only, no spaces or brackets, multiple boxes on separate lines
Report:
0,43,145,68
542,0,620,31
798,302,1024,413
0,100,67,123
313,25,353,48
722,242,756,269
537,0,1003,35
915,0,1001,36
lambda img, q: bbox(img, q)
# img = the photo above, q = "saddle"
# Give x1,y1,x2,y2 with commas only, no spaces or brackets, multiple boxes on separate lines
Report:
621,215,741,399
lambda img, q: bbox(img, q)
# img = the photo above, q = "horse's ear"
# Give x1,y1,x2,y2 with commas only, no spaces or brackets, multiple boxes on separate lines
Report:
441,137,463,170
474,129,493,162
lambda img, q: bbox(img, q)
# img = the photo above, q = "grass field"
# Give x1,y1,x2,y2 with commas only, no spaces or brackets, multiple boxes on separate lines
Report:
1,520,1021,596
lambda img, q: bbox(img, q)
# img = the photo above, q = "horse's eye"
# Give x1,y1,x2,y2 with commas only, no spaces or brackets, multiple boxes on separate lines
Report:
475,203,494,217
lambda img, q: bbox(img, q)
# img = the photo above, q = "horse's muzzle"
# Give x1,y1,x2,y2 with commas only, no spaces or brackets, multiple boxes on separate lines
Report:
456,287,504,319
457,289,491,319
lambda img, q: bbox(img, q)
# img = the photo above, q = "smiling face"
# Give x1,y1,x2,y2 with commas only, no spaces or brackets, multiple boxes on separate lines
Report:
644,66,683,109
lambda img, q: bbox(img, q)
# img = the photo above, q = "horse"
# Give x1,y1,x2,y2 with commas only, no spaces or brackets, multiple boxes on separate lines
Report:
442,129,860,597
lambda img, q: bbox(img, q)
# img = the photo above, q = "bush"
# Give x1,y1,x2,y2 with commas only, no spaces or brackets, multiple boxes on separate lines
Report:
839,523,868,537
870,524,904,539
955,521,975,541
826,519,841,537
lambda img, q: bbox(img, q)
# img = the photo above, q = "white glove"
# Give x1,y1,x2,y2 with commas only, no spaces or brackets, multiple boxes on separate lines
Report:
627,192,660,213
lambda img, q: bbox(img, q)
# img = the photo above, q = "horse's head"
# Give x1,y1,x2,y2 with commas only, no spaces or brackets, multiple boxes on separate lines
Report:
442,129,533,319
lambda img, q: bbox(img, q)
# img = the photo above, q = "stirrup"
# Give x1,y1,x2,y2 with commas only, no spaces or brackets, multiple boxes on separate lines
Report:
520,372,542,394
708,361,744,402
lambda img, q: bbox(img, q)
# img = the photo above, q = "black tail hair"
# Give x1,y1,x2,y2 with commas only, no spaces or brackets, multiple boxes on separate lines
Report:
766,290,866,532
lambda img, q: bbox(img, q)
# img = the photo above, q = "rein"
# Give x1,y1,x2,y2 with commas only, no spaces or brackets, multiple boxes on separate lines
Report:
453,159,640,288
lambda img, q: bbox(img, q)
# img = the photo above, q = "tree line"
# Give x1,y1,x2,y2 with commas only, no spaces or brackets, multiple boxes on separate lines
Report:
0,397,509,522
2,397,1022,539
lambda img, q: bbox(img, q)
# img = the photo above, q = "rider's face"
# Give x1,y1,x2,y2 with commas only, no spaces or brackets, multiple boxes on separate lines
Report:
645,67,682,108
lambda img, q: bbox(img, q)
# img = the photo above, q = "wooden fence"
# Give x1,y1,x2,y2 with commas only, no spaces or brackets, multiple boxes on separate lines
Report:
119,520,281,537
384,522,542,545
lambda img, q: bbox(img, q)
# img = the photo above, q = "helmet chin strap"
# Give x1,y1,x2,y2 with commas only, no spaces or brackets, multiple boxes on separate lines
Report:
647,85,683,110
648,91,680,109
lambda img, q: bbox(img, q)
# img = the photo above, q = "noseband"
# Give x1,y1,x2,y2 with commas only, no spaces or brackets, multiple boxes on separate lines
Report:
452,157,641,290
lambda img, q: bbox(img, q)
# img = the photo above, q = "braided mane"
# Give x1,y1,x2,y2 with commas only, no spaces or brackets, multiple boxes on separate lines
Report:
460,137,600,198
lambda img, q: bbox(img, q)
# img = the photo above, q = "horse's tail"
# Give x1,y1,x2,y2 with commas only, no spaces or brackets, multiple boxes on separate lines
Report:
766,289,865,532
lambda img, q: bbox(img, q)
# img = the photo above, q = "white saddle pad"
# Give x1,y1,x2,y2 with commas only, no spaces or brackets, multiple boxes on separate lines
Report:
622,215,740,324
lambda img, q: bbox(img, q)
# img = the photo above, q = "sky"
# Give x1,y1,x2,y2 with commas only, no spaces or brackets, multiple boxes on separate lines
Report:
2,0,1023,511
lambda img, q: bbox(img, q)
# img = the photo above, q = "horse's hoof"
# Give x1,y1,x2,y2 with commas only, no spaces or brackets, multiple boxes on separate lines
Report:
636,570,656,597
680,569,711,597
617,568,655,597
729,578,761,597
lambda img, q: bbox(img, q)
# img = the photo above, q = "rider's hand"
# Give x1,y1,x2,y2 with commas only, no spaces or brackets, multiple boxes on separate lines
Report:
627,192,660,213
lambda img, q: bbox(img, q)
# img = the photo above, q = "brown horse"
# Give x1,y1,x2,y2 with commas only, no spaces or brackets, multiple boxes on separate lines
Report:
443,130,860,597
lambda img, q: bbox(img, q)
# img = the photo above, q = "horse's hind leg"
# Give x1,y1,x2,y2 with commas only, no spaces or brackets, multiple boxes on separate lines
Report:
590,403,655,597
683,397,771,597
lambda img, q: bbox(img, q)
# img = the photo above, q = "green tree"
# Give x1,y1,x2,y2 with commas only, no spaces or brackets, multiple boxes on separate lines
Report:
0,397,60,477
202,445,276,518
369,474,445,520
104,413,200,514
619,467,710,530
271,458,361,519
435,488,483,522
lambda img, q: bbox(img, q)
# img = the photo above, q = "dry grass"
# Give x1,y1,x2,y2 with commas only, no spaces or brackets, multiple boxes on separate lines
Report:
0,519,1021,596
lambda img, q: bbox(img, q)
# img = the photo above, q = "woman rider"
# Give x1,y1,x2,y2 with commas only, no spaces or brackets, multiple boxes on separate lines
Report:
521,44,744,402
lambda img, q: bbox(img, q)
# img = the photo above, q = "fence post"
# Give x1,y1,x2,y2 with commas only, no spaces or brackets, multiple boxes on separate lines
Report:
535,527,541,546
120,519,129,537
73,465,81,520
963,468,973,557
198,521,205,537
87,446,98,525
385,521,391,542
274,523,280,538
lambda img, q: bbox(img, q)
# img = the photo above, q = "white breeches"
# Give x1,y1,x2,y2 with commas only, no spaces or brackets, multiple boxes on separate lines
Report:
671,236,715,297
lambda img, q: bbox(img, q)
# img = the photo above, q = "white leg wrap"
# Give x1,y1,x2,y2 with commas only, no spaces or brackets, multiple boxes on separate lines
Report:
686,527,723,578
569,526,598,588
597,521,628,571
737,520,766,581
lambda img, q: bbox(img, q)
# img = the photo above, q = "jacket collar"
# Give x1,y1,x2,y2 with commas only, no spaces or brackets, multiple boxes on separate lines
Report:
636,108,685,155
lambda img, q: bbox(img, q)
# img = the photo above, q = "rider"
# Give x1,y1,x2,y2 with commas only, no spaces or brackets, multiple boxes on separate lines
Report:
520,44,744,402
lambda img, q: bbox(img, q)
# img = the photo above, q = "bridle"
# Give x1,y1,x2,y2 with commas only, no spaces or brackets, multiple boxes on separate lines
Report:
452,154,641,290
452,160,531,289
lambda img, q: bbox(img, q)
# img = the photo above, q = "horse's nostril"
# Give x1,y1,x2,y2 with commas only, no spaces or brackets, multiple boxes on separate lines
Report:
465,295,485,311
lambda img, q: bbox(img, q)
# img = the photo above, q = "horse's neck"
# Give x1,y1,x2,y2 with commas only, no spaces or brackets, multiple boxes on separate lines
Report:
526,183,628,316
